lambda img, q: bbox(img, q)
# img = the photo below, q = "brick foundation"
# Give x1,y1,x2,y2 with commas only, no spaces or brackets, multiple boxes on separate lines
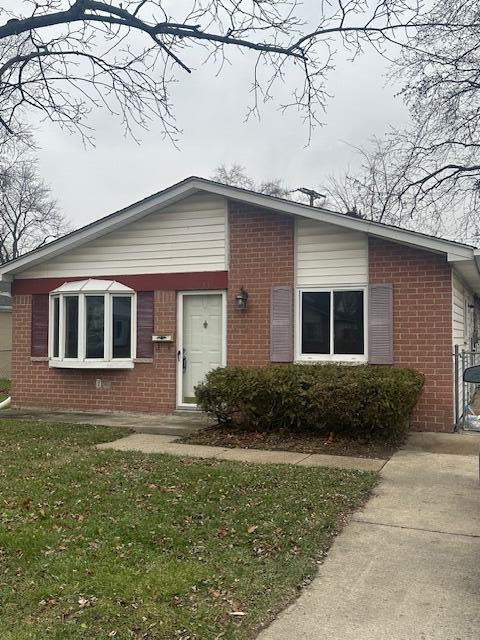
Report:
369,238,454,432
227,203,294,366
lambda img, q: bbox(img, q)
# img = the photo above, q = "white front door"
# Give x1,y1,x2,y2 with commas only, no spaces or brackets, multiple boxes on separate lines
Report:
178,292,225,406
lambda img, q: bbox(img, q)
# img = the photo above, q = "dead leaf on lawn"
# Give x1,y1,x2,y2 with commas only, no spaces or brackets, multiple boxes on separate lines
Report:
247,525,258,534
217,524,228,538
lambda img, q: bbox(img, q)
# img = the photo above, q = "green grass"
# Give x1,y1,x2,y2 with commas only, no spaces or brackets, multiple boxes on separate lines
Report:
0,420,377,640
0,377,10,401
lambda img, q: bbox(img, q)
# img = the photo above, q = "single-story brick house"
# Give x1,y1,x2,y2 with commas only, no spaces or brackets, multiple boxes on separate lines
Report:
0,177,478,432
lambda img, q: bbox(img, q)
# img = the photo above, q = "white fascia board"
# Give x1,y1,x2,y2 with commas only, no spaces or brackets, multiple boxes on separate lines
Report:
188,179,475,260
451,257,480,295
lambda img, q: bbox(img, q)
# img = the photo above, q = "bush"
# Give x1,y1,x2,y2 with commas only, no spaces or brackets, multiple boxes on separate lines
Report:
195,364,424,443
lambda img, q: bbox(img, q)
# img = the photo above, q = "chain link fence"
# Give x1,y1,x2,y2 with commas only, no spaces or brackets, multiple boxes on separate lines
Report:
454,346,480,429
0,347,11,381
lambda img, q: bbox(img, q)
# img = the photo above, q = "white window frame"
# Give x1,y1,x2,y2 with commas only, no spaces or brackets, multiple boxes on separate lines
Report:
295,286,368,363
48,283,136,369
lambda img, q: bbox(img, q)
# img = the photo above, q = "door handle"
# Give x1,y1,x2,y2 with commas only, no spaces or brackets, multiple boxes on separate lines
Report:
178,348,187,371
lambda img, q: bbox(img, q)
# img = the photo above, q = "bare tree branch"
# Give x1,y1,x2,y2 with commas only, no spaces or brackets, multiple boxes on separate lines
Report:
1,0,477,145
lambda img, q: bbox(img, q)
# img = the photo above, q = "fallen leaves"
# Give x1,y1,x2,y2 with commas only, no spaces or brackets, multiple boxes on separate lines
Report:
0,419,376,640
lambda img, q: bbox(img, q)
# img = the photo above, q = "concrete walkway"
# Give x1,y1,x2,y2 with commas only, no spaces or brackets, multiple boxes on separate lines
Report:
3,408,209,436
257,435,480,640
96,433,385,471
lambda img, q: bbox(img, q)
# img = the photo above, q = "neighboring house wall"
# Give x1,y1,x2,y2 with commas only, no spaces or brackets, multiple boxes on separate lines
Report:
20,194,227,277
369,237,454,432
296,219,368,287
227,203,294,366
0,310,11,378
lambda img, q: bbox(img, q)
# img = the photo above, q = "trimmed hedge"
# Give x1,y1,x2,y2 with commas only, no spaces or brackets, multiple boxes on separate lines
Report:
195,364,424,443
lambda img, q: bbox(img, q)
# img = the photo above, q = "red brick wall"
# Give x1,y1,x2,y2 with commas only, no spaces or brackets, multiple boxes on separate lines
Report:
11,217,454,432
11,204,295,413
11,291,177,413
369,237,454,432
227,203,295,366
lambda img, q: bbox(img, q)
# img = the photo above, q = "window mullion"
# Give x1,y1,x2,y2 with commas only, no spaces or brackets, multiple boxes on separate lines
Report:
59,296,65,360
131,294,137,359
78,294,86,361
105,294,112,361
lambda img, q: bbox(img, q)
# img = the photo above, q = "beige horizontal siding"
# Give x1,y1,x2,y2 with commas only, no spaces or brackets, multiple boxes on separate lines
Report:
453,271,474,350
452,270,476,417
21,193,227,277
296,218,368,287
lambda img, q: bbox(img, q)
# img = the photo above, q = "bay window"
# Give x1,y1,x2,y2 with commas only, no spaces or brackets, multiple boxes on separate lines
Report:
49,279,136,368
298,288,366,361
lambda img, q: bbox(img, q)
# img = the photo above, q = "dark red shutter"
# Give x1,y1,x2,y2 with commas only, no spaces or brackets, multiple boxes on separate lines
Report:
31,294,49,357
136,291,154,358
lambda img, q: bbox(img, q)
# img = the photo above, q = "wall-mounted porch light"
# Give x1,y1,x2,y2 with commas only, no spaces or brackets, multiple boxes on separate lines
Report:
235,287,249,311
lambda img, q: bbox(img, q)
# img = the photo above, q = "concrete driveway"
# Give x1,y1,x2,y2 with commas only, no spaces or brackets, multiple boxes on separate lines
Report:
258,433,480,640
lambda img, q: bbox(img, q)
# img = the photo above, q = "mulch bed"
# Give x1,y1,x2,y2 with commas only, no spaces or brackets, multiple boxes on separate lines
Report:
181,426,398,460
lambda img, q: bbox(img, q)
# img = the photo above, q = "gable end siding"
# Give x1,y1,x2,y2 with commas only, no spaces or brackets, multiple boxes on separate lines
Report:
20,194,227,278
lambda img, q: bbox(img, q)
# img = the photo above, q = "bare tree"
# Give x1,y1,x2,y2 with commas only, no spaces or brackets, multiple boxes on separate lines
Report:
0,144,67,263
212,163,290,198
0,0,469,145
212,164,255,191
325,135,460,237
340,0,480,240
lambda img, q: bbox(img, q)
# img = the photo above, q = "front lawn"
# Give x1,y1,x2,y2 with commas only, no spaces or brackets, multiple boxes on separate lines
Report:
0,420,376,640
0,377,10,401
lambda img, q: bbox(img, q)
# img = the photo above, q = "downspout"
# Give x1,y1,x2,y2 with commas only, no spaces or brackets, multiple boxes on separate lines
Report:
0,396,11,409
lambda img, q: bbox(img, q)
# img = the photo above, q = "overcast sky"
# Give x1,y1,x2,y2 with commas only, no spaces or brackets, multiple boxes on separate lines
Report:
27,2,410,230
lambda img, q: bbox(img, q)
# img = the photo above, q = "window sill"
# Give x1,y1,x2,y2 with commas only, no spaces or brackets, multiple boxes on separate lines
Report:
49,359,135,370
296,355,367,364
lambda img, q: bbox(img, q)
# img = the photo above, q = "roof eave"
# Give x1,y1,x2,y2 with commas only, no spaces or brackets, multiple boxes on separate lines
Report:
0,175,476,277
0,180,200,276
189,179,475,260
